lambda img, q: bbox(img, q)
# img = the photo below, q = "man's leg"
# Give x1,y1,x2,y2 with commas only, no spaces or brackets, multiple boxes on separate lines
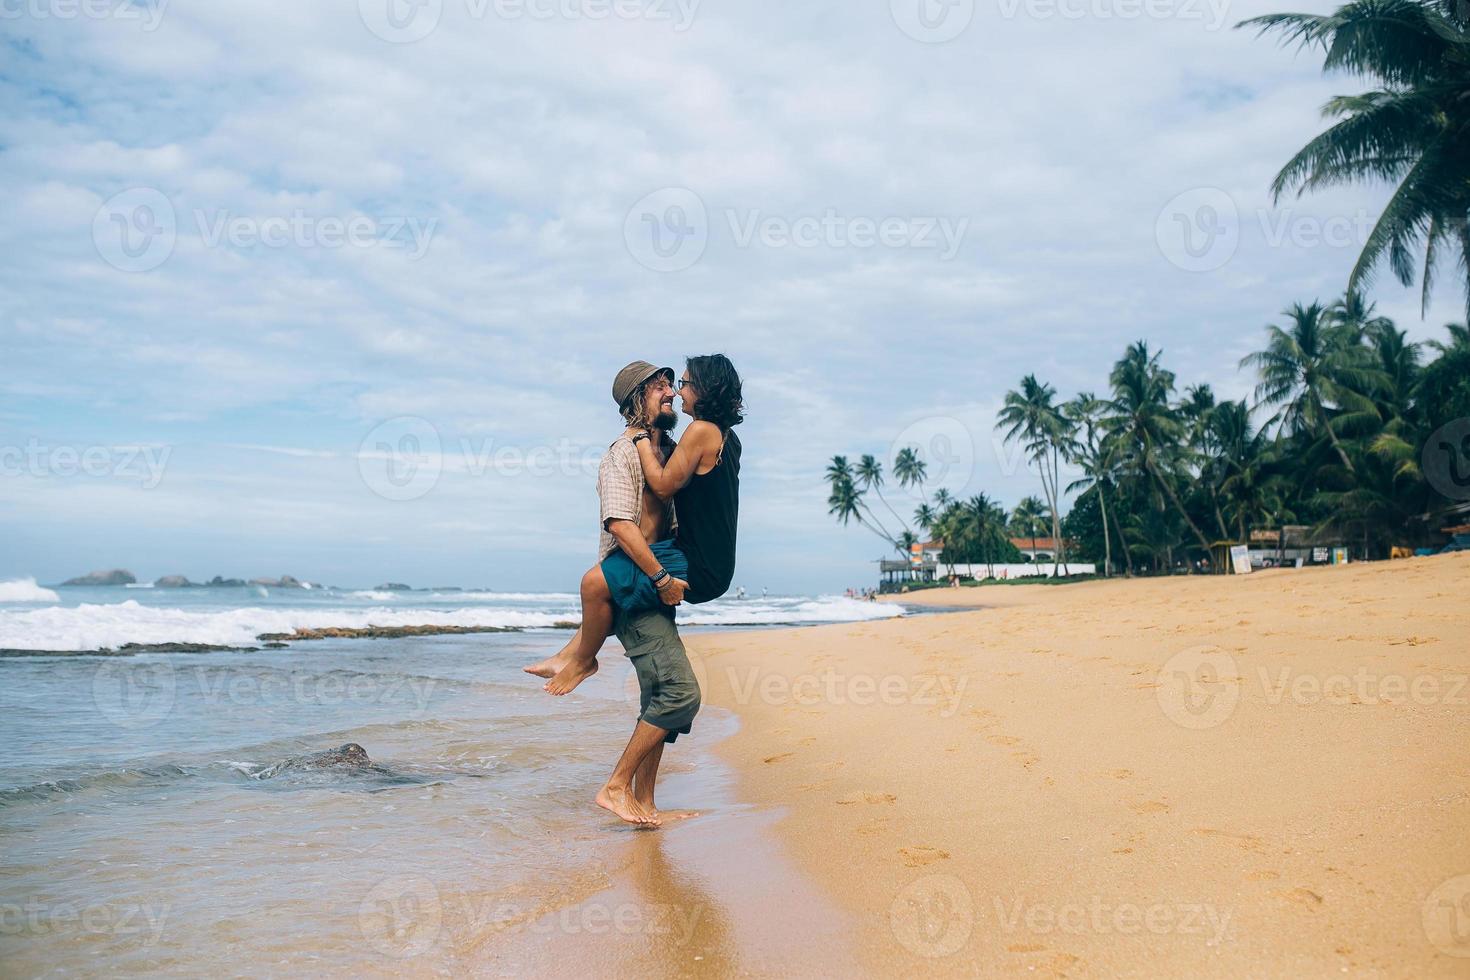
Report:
596,720,667,826
631,740,663,813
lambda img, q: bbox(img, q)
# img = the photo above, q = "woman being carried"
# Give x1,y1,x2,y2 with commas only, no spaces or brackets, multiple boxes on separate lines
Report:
524,354,743,695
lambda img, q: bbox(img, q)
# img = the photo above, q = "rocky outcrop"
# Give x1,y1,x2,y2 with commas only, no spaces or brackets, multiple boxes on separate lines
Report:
249,575,306,588
153,575,199,588
375,582,412,591
256,624,521,642
61,569,136,586
205,576,246,587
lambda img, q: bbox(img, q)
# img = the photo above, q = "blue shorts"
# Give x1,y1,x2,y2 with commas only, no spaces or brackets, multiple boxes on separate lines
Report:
600,540,689,617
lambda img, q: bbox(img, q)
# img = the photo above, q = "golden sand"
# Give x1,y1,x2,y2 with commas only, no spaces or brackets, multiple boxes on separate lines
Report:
685,553,1470,976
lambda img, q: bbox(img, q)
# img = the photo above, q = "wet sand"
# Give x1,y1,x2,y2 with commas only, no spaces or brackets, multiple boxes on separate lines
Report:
684,554,1470,976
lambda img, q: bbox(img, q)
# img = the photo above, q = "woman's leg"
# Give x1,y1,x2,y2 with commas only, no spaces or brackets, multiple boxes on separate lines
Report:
544,565,616,695
522,564,613,680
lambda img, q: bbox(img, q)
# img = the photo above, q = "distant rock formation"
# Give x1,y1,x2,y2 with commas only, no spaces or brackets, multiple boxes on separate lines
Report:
375,582,411,591
256,624,520,642
205,576,246,587
153,575,198,588
61,569,136,586
249,575,306,588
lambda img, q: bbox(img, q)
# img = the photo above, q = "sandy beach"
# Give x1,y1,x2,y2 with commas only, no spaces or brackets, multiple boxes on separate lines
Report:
680,554,1470,976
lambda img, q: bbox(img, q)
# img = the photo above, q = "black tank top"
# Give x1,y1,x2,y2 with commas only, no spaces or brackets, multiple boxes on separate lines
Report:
676,430,740,603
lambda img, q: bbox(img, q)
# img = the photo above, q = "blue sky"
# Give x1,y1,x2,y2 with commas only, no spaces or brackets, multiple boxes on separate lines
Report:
1,0,1464,593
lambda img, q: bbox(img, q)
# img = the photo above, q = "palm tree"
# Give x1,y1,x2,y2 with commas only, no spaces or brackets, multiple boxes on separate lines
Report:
1107,341,1216,568
1240,301,1383,474
996,375,1070,574
1241,0,1470,317
893,446,928,495
826,455,901,549
1008,495,1049,565
967,493,1000,579
1062,393,1118,576
914,503,936,535
855,454,907,536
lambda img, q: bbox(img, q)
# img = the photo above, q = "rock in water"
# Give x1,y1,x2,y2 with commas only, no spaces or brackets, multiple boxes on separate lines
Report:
61,569,136,586
205,576,246,587
153,575,198,588
375,582,412,591
252,744,373,780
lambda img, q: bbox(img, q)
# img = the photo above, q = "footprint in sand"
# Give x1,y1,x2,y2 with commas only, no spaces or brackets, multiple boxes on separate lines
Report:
1193,827,1267,853
899,846,950,867
1107,769,1133,779
987,735,1021,746
1246,870,1280,881
1007,942,1046,953
1132,800,1170,814
762,753,793,764
1278,887,1324,907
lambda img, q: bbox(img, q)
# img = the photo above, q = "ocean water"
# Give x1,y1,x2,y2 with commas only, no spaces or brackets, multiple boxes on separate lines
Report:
0,582,902,974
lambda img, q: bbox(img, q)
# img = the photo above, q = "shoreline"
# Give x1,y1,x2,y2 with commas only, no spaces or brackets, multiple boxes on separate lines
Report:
686,554,1470,975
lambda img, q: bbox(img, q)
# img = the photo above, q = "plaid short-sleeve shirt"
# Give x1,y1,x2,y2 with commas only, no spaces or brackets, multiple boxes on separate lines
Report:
597,434,675,560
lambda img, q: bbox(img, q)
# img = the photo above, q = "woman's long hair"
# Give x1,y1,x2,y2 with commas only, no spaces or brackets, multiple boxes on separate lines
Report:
686,354,744,430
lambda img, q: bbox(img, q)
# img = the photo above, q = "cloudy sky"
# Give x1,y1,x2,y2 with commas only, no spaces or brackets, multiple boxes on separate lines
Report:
2,0,1463,592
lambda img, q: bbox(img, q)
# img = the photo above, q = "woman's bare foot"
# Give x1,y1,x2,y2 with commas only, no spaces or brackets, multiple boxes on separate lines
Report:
596,784,660,827
544,658,598,696
523,654,566,679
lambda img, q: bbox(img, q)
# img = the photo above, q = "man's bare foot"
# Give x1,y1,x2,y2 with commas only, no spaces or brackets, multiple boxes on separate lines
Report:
544,658,598,696
596,785,660,827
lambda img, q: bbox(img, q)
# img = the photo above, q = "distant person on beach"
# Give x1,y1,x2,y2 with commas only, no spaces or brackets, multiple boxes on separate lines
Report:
521,356,743,826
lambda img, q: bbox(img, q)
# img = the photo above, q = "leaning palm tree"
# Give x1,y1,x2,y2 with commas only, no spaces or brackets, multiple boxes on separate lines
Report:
1240,301,1383,474
893,446,928,496
826,455,900,549
1240,0,1470,317
855,454,908,536
996,375,1070,574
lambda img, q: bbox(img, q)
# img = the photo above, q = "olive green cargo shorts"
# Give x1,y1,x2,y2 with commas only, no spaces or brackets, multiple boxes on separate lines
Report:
613,608,701,743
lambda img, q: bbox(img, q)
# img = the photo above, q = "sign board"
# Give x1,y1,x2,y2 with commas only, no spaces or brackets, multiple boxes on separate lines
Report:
1332,546,1349,565
1312,547,1329,563
1230,544,1252,574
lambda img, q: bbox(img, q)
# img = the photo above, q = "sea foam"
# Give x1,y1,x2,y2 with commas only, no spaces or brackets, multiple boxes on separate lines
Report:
0,578,60,604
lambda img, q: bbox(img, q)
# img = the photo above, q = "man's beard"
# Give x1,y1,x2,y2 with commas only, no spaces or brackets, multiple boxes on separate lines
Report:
652,409,677,431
